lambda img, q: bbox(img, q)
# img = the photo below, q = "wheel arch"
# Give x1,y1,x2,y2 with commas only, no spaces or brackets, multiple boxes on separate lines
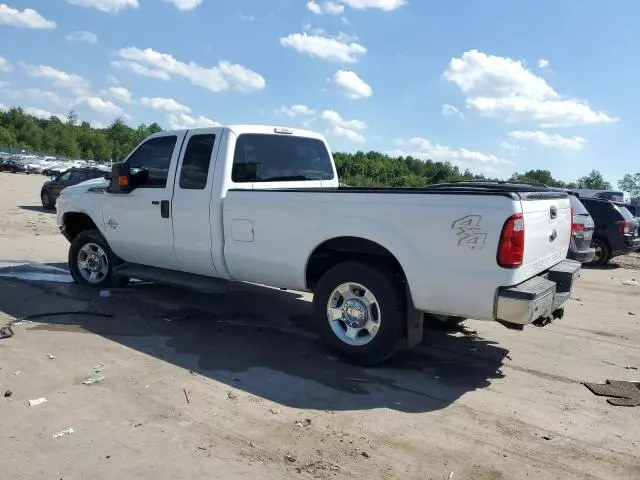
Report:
62,211,101,242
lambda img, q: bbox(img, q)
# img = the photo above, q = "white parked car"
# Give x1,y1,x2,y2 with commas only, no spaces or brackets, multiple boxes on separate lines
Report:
56,125,580,364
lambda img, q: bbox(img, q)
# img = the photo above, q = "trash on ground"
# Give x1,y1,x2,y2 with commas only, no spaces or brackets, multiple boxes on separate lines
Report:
93,364,104,372
361,451,370,458
183,388,191,404
83,372,106,385
100,290,111,298
134,423,143,428
584,380,640,407
602,361,638,371
4,390,12,398
269,407,280,415
28,397,47,406
227,391,238,400
14,370,19,376
46,354,55,359
52,428,74,438
295,418,312,428
0,323,14,339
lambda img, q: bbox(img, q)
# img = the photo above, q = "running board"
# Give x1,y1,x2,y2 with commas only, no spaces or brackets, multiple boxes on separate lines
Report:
114,263,231,294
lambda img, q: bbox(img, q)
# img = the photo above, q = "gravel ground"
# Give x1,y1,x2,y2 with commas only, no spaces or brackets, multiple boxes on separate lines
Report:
1,172,639,480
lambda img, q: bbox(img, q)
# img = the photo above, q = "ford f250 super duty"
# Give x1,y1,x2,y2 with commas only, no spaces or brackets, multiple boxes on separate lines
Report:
56,125,581,365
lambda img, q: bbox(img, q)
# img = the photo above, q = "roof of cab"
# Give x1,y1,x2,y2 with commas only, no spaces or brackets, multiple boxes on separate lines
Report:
159,124,326,140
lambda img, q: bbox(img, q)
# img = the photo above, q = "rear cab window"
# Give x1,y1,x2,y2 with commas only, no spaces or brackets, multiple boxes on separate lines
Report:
231,133,334,183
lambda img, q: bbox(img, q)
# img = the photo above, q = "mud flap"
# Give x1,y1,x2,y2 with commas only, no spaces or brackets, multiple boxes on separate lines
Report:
405,291,424,349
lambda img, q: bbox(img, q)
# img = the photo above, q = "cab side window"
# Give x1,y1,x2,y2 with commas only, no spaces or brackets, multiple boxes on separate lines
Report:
179,134,216,190
126,135,178,188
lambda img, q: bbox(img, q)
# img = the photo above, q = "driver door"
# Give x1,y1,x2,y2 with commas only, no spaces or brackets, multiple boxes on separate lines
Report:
102,133,185,270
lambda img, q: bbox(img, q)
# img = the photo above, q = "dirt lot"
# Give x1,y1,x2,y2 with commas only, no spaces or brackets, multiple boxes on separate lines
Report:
1,172,639,480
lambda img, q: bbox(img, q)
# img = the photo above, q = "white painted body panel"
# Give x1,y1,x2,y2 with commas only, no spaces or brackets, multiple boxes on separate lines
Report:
57,124,572,322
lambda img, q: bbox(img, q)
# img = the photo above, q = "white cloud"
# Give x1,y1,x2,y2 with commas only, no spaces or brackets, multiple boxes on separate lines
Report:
442,104,463,118
106,86,133,103
0,56,11,72
0,4,56,29
166,112,219,129
237,13,256,22
499,142,523,155
111,60,171,80
307,1,344,15
277,104,316,117
320,110,366,142
22,89,66,105
0,102,5,111
65,30,98,44
91,120,106,128
508,130,585,151
165,0,202,10
66,0,139,13
443,50,616,127
75,96,122,115
333,70,372,99
115,47,266,92
107,75,120,84
339,0,406,10
538,58,550,69
20,63,90,91
24,107,65,121
140,97,190,113
280,32,366,63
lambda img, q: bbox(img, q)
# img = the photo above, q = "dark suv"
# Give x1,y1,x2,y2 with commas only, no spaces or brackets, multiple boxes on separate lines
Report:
580,198,640,265
41,168,105,209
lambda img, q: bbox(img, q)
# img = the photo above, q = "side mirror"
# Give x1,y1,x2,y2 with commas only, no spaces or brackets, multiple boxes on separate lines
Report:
108,162,132,194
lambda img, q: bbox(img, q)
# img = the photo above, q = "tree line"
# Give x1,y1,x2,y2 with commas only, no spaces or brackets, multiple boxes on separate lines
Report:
1,106,637,199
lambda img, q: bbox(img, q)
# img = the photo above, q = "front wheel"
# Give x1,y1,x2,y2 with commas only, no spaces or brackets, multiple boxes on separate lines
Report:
312,261,405,366
68,229,128,288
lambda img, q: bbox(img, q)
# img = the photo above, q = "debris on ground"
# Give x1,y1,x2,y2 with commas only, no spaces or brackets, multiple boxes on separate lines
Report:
269,407,280,415
361,451,370,458
447,472,454,480
28,397,47,406
46,354,55,359
602,361,638,371
183,388,191,404
249,440,257,448
93,364,104,372
620,279,639,287
134,423,143,428
542,435,554,441
0,323,14,339
83,372,106,385
13,371,19,376
52,428,74,438
227,391,238,401
584,380,640,407
4,390,12,398
284,454,297,463
295,418,312,428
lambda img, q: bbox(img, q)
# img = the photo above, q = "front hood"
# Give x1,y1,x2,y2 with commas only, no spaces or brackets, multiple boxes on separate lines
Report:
61,177,109,195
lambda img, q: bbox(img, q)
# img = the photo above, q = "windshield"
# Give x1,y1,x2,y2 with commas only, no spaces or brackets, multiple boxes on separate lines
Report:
232,133,334,183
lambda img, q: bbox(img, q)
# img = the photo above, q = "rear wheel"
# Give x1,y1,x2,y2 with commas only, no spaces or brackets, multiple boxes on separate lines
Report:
312,261,405,365
68,229,128,288
589,238,610,266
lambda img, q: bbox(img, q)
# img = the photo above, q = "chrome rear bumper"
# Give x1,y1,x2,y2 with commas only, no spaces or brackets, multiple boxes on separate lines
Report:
495,259,581,326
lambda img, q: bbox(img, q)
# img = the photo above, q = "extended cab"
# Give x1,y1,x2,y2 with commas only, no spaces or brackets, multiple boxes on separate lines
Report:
57,125,581,365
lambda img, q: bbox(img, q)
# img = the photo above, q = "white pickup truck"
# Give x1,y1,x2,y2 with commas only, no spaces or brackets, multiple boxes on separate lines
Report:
56,125,581,364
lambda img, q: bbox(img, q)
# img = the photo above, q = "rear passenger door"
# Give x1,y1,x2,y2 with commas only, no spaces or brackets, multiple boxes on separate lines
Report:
171,129,221,276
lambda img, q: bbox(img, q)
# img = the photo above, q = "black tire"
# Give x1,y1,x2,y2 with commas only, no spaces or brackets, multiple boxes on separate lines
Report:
312,261,405,366
589,238,610,266
41,191,53,209
68,229,129,288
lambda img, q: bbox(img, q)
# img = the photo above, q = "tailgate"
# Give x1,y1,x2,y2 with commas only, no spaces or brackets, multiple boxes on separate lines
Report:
519,193,571,277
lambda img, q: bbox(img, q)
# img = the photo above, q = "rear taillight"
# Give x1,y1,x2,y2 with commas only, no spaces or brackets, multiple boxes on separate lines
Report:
618,221,631,234
497,213,525,268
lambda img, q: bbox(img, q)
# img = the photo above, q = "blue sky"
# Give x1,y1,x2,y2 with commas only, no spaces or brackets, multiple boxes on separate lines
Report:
0,0,634,184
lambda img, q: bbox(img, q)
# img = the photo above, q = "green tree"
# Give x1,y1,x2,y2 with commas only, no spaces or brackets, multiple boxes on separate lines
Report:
576,170,612,190
618,173,640,202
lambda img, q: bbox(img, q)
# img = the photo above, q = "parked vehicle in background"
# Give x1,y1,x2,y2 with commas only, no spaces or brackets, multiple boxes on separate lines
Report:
56,125,581,365
566,193,596,263
573,189,631,204
622,203,640,217
41,167,106,209
0,157,35,174
580,198,640,265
